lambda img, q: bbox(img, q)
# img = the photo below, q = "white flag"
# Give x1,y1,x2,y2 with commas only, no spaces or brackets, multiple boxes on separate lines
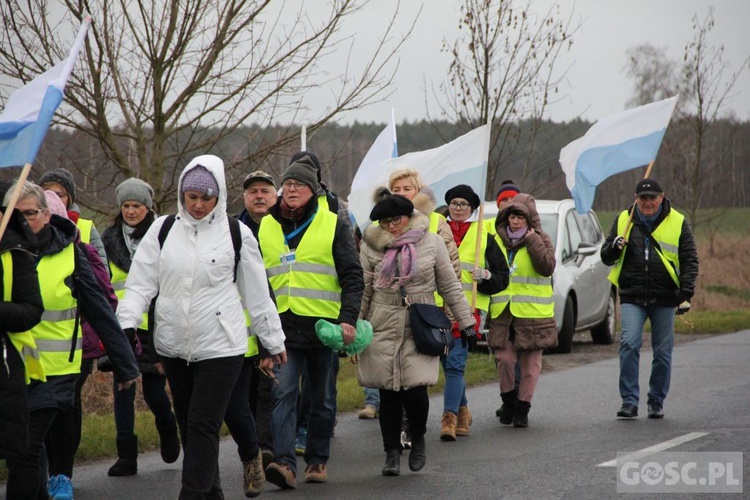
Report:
348,124,490,229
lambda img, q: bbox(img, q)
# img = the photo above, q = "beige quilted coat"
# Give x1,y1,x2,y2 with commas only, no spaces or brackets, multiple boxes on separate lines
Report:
357,211,475,390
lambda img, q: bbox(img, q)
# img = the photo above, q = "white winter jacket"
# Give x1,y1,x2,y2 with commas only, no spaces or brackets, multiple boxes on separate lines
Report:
116,155,285,362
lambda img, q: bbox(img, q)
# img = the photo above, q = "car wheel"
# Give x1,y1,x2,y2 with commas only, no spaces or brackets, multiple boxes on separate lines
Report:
590,289,616,345
547,296,574,354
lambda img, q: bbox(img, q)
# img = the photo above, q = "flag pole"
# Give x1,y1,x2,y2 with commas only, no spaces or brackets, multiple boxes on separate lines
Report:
0,163,33,241
301,125,307,151
620,160,655,239
470,202,484,310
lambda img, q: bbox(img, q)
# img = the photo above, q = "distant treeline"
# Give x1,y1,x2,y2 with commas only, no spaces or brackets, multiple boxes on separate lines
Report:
6,117,750,220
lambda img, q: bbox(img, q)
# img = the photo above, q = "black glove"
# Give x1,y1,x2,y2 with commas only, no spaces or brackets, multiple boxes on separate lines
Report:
612,236,626,251
123,328,142,357
676,301,691,315
461,326,477,338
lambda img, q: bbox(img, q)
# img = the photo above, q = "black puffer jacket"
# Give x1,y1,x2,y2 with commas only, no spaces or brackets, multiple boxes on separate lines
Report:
0,209,43,459
601,199,699,308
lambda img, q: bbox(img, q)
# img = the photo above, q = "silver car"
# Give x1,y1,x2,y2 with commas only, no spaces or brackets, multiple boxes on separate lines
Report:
481,199,616,353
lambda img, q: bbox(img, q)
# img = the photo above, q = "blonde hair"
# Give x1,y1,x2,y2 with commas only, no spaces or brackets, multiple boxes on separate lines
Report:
388,168,423,192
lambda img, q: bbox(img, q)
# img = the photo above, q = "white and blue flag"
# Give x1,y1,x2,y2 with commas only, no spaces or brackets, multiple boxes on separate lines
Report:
348,123,490,230
559,96,678,214
0,16,91,169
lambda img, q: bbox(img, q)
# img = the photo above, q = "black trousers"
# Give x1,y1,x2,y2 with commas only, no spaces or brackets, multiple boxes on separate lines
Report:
248,360,274,453
5,407,58,500
225,357,260,462
162,355,244,499
378,386,429,452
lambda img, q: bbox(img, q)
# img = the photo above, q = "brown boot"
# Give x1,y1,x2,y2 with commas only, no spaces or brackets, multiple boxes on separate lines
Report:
455,406,472,436
439,412,457,441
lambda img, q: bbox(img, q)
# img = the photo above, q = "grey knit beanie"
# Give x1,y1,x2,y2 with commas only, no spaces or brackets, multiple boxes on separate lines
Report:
116,178,154,207
282,155,319,191
181,165,219,198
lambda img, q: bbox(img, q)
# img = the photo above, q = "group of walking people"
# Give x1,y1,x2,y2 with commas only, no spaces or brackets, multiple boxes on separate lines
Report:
1,147,697,498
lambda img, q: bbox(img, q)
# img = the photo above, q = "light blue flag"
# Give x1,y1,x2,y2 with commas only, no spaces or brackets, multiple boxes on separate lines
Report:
559,96,678,214
0,17,91,169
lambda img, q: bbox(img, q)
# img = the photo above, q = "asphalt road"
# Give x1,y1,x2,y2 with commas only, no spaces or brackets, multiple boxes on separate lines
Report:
4,330,748,499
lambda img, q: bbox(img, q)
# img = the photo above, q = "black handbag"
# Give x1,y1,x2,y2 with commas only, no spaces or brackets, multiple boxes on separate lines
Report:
407,302,452,356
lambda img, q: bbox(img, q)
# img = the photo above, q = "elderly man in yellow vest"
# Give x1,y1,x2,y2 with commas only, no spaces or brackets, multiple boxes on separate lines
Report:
258,155,364,489
601,178,699,420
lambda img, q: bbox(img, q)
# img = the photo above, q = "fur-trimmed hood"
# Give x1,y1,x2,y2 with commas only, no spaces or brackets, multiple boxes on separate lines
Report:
411,188,437,216
362,210,430,252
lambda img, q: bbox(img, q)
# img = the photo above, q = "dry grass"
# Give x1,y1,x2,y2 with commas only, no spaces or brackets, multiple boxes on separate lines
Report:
693,235,750,311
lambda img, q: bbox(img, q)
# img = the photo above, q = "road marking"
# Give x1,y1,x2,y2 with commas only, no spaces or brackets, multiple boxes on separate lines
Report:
597,432,709,467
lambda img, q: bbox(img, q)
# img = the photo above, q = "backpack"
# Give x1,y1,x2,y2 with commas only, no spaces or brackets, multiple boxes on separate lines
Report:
157,215,242,282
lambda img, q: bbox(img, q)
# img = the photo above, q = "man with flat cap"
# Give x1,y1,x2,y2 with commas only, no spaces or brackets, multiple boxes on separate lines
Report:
601,178,698,420
238,170,277,238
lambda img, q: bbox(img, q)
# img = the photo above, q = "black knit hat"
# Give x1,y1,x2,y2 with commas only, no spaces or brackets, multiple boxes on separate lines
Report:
369,193,414,221
39,168,76,206
445,184,481,211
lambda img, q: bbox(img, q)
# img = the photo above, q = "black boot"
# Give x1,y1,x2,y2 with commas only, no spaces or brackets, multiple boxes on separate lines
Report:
155,414,181,464
499,390,517,425
108,435,138,476
382,449,401,476
408,436,426,472
513,400,531,428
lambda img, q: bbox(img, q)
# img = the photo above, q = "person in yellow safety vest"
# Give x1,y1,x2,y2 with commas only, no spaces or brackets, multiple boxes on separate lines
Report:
439,184,509,441
225,169,279,496
487,198,556,429
101,178,181,477
0,200,44,460
600,178,699,420
39,168,108,269
258,155,364,489
3,181,139,500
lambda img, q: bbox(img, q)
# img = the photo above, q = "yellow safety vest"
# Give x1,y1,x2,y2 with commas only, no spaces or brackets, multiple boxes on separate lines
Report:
22,243,82,376
608,209,684,287
77,218,93,244
429,212,447,307
259,204,341,319
2,252,45,383
488,241,554,319
484,216,497,236
457,221,490,312
110,261,149,331
243,309,259,357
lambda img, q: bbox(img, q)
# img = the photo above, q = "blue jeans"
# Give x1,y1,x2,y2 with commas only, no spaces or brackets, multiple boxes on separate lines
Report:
363,387,380,408
619,303,675,406
440,337,468,414
271,347,337,472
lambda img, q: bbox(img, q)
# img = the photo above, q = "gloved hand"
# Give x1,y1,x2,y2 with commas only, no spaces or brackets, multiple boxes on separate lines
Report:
461,326,477,338
123,328,143,357
676,301,691,315
471,268,491,282
612,236,626,251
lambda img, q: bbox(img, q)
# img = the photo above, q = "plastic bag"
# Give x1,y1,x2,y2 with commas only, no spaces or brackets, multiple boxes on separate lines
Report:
315,319,373,355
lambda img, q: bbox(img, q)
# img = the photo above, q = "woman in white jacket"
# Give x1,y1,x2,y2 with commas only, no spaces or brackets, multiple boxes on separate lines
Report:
116,155,286,499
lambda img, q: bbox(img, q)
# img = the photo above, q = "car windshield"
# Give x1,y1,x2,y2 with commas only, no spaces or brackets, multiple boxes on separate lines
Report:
540,213,558,249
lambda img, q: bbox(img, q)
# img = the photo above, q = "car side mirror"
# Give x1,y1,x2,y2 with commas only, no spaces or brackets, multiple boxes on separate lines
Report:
576,243,597,257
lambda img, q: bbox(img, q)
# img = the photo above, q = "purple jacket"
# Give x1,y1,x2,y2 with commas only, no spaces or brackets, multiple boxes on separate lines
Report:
80,242,119,359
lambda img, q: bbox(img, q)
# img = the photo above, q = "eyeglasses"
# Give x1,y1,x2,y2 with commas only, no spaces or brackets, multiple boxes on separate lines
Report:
282,181,308,190
21,209,44,220
378,215,404,228
449,202,471,210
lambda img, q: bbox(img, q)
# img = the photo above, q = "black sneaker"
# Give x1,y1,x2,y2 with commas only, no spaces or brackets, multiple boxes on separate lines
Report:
647,402,665,419
617,403,638,418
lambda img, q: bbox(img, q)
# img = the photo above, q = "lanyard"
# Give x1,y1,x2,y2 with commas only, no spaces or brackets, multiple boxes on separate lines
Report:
284,206,317,246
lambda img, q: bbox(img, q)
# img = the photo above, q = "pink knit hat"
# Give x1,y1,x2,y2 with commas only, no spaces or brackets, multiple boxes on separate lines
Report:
44,190,69,219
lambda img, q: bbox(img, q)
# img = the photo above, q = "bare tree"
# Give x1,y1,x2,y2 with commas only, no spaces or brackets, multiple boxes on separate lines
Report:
624,8,749,233
427,0,577,198
0,0,412,213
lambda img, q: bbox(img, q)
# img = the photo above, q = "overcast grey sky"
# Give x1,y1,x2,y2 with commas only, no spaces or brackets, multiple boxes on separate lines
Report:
311,0,750,126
